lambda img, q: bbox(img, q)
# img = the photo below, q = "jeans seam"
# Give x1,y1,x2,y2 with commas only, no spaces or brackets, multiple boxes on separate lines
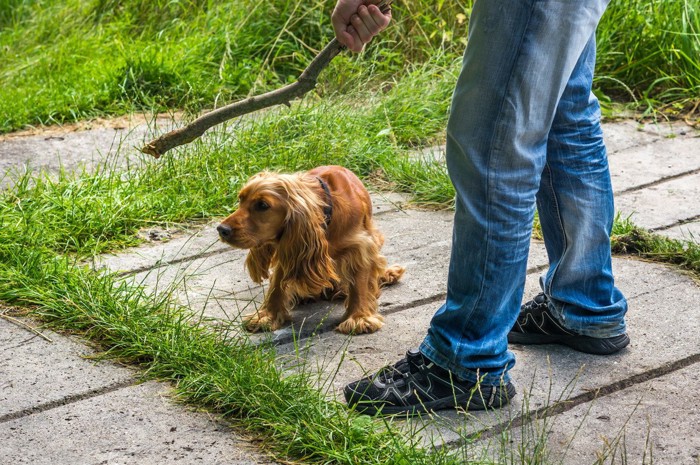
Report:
489,6,535,157
542,161,568,299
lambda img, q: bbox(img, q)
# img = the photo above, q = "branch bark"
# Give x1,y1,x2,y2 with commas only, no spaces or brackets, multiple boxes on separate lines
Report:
141,0,392,158
141,39,343,158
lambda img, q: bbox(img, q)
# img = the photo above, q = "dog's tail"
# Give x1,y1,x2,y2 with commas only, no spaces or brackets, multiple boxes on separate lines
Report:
379,265,405,288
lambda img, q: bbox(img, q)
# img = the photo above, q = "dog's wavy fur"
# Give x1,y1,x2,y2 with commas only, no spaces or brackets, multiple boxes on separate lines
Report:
218,165,404,334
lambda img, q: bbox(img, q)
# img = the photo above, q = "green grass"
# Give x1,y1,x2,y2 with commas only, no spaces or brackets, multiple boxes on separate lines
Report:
611,216,700,278
1,0,698,133
0,249,463,464
0,56,457,257
597,0,700,117
0,0,470,132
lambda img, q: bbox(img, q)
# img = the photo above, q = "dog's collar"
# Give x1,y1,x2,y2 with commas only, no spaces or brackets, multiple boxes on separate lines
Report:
316,177,333,227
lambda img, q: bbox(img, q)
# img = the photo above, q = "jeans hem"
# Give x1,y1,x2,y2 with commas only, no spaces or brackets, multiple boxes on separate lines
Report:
548,300,628,339
419,339,512,386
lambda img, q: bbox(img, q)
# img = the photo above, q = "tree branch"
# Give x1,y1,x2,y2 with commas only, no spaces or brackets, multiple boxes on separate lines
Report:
141,0,392,158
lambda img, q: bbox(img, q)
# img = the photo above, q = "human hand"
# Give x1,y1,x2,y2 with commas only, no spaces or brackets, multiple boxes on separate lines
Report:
331,0,392,53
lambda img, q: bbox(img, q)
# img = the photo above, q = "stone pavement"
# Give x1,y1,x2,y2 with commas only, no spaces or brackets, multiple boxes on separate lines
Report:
1,118,699,464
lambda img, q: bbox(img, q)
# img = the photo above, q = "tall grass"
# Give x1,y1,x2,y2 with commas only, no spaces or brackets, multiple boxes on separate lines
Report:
0,0,470,132
597,0,700,116
2,0,698,133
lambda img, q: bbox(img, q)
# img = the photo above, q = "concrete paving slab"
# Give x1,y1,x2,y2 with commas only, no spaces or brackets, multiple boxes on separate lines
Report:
0,126,142,186
116,210,549,348
0,116,181,189
503,365,700,465
603,119,698,155
274,258,700,447
93,222,228,275
0,317,134,419
291,256,695,389
602,120,651,154
407,121,699,172
609,136,700,193
615,172,700,230
0,381,275,465
127,208,455,298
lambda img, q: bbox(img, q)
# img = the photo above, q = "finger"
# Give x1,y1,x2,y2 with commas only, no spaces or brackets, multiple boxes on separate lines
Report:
357,3,382,31
331,1,361,47
350,12,374,43
335,29,355,50
366,3,392,29
354,4,391,41
331,11,351,47
345,25,364,52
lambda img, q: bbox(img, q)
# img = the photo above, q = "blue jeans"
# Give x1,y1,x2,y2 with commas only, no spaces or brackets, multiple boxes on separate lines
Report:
419,0,627,385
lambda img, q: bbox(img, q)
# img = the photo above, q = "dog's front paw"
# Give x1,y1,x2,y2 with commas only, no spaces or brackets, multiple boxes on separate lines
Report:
379,264,405,287
336,313,384,335
242,310,286,332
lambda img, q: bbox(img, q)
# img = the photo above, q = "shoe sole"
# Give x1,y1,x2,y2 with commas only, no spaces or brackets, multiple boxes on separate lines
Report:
508,332,630,355
349,383,517,416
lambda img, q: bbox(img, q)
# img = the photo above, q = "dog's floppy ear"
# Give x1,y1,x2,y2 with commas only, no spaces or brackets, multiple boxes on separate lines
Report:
245,243,276,283
276,179,339,296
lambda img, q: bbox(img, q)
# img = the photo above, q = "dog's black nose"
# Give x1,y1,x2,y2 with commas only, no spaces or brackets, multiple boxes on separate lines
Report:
217,224,232,238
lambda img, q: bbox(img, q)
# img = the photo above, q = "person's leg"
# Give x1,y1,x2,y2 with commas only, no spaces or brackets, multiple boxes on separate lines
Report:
419,0,611,385
345,0,611,414
510,35,629,349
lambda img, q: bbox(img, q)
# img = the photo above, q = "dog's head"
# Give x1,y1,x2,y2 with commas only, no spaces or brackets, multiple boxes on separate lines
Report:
217,171,291,249
217,171,336,289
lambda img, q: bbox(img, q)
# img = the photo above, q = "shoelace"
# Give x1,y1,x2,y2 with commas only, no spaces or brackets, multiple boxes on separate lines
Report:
378,355,421,383
522,292,547,312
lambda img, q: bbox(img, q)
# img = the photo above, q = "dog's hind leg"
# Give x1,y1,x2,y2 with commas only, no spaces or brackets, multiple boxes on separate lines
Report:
335,233,386,335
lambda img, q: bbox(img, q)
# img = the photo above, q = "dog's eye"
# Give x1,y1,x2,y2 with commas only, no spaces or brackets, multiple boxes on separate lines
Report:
254,200,270,212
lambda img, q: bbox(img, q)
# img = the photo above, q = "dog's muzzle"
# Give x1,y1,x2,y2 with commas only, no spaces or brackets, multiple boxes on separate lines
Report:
217,223,233,240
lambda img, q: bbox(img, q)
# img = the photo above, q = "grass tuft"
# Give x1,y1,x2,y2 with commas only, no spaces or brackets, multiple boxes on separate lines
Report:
612,217,700,278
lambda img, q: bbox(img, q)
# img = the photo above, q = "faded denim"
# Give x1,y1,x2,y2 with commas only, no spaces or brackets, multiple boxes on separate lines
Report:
419,0,627,385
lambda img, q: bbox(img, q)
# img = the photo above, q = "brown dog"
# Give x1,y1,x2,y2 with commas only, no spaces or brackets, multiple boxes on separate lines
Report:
217,165,405,334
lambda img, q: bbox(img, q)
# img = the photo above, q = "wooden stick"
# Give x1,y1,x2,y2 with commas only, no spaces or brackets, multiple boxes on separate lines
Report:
142,0,392,158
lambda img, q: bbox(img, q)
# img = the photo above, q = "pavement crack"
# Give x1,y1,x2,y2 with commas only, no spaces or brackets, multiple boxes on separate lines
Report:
383,293,447,316
445,352,700,449
651,213,700,232
115,247,230,278
615,167,700,196
0,379,135,424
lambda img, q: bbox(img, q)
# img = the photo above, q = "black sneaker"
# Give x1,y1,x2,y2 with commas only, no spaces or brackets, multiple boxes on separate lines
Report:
344,349,516,415
508,292,630,355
